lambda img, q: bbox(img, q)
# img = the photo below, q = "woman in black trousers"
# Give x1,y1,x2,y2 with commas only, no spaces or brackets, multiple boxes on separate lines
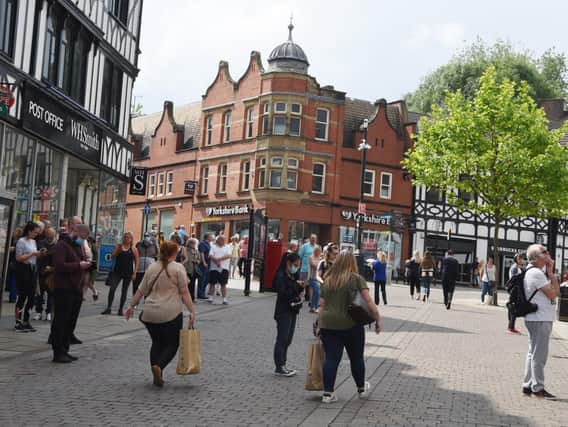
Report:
125,241,196,387
272,252,304,377
102,232,139,316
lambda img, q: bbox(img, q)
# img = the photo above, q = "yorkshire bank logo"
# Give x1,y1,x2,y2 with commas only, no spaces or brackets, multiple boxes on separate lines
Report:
206,205,250,217
341,210,391,225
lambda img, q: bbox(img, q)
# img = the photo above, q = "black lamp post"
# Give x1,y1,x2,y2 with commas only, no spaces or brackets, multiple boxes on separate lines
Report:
356,119,370,253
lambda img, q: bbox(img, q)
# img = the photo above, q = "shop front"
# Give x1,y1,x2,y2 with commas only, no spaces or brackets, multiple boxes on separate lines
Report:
336,208,404,278
0,80,132,293
195,204,252,240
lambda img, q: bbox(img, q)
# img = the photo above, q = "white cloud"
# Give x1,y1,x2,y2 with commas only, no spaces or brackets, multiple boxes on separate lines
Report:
404,21,466,49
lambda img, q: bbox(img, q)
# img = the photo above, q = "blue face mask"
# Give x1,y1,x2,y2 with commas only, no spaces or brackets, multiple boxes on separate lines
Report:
288,265,299,275
74,237,85,246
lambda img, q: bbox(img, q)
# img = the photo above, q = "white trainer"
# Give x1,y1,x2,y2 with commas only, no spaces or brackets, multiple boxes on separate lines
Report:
358,381,371,399
322,393,338,403
32,313,42,321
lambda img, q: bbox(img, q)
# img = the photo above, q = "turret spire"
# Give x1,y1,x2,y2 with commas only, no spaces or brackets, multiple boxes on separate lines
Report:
288,15,294,42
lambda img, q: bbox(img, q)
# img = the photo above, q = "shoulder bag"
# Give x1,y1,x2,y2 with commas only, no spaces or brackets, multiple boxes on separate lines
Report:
347,279,375,325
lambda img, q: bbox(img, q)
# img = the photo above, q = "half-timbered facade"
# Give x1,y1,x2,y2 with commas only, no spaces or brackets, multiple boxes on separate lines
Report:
0,0,143,310
412,99,568,285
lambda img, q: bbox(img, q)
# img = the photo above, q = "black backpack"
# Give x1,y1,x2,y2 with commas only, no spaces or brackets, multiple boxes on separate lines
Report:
505,266,539,317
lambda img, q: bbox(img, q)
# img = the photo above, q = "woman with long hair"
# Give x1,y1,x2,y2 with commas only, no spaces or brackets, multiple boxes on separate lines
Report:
272,251,304,377
185,238,201,301
317,250,381,403
125,241,196,387
405,251,422,299
102,232,139,316
14,221,44,332
317,242,339,284
420,251,435,302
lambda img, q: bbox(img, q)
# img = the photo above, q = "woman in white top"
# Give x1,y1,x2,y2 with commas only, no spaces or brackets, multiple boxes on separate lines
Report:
481,257,497,303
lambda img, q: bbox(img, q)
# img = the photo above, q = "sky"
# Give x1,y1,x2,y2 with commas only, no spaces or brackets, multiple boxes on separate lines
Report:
133,0,568,115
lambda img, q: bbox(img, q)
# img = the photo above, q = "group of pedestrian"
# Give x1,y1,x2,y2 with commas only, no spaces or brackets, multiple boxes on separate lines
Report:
403,250,436,303
272,246,381,403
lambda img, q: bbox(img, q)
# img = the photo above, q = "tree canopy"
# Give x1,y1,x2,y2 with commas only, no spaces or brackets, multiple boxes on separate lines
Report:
404,66,568,302
405,40,568,113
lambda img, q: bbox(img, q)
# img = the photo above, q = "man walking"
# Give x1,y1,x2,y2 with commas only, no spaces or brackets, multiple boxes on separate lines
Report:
197,233,213,299
207,235,231,305
507,253,524,334
237,236,249,278
441,249,459,309
299,234,317,282
521,244,560,399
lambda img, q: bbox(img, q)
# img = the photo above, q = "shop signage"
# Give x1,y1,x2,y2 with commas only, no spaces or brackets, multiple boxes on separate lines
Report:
21,84,132,179
340,210,391,225
22,84,100,164
205,205,250,217
184,180,198,196
129,167,148,195
0,84,15,117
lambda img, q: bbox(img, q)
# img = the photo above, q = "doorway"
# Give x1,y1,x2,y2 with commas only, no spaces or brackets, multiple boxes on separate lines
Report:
0,193,15,316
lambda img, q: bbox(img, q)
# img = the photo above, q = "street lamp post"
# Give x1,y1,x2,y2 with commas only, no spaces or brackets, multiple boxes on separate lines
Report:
357,119,370,253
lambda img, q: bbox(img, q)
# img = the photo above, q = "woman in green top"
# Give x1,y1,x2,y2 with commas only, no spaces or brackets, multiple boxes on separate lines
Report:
316,250,381,403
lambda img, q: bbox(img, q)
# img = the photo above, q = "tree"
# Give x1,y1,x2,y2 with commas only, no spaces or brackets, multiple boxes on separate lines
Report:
403,66,568,305
405,40,568,113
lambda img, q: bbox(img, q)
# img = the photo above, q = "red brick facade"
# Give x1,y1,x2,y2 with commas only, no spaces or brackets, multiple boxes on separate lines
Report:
127,38,417,273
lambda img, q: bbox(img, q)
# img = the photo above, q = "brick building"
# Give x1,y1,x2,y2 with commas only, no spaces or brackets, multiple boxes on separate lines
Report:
127,24,417,272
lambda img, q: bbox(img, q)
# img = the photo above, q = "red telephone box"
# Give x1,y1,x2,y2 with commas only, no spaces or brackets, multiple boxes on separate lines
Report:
263,240,286,291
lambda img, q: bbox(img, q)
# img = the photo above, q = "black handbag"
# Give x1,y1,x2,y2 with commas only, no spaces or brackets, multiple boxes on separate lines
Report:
347,284,375,325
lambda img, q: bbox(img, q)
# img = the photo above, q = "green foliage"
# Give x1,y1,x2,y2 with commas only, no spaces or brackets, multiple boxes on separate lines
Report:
404,66,568,221
405,40,568,113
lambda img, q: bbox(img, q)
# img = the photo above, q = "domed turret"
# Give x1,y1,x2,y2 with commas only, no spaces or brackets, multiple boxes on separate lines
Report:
267,22,309,74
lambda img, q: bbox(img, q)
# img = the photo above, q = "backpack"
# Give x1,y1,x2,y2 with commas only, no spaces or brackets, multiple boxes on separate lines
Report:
505,266,539,317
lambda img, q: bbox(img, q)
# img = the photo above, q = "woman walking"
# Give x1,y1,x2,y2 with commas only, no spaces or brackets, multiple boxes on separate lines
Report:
308,245,322,313
317,250,381,403
229,236,239,279
82,236,99,301
125,241,196,387
372,251,388,305
14,221,44,332
272,252,304,377
102,232,139,316
185,238,201,301
481,257,497,304
420,251,435,302
405,251,421,299
317,242,339,284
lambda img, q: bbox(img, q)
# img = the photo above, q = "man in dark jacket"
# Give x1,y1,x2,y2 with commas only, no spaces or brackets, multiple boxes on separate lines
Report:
442,249,460,310
51,224,92,363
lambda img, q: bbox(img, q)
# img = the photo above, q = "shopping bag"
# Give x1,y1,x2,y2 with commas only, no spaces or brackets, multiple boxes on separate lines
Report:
176,327,201,375
305,340,324,391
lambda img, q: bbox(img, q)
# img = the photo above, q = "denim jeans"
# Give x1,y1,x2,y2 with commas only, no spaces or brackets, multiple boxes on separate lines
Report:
274,313,297,369
481,281,494,303
320,325,365,393
421,277,431,298
308,279,320,309
197,265,209,298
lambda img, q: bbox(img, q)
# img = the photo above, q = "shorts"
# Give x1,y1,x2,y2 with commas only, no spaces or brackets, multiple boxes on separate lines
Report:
209,269,229,286
230,258,238,267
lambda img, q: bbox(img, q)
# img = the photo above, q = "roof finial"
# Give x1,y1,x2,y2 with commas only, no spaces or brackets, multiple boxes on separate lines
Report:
288,14,294,42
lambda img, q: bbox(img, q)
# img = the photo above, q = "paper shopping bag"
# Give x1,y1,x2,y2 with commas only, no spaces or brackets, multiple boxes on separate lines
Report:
176,328,201,375
305,340,324,391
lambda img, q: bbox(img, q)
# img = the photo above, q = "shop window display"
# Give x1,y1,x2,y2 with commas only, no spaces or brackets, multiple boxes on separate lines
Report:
32,144,63,225
0,125,35,226
97,172,126,245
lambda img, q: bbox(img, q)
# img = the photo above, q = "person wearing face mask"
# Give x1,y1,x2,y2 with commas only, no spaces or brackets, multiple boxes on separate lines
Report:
272,252,304,377
51,224,93,363
133,233,158,295
33,227,57,321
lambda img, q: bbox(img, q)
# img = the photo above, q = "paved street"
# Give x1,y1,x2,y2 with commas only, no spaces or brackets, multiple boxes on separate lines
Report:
1,281,567,427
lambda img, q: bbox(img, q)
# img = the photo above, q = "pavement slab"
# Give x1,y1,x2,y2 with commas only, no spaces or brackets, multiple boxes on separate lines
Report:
0,281,566,426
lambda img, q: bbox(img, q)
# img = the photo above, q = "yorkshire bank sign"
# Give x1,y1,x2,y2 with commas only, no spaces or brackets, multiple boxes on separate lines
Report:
206,205,250,217
341,210,391,225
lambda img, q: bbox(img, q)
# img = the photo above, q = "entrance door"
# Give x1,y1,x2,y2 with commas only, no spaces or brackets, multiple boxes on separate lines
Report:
500,255,515,289
0,194,15,316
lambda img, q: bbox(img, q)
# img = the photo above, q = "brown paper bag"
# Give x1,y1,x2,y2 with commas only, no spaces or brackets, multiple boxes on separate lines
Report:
176,328,201,375
305,340,324,390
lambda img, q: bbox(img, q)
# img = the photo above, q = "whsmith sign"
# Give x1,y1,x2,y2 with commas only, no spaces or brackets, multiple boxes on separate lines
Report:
341,210,391,225
21,84,132,179
206,205,250,217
